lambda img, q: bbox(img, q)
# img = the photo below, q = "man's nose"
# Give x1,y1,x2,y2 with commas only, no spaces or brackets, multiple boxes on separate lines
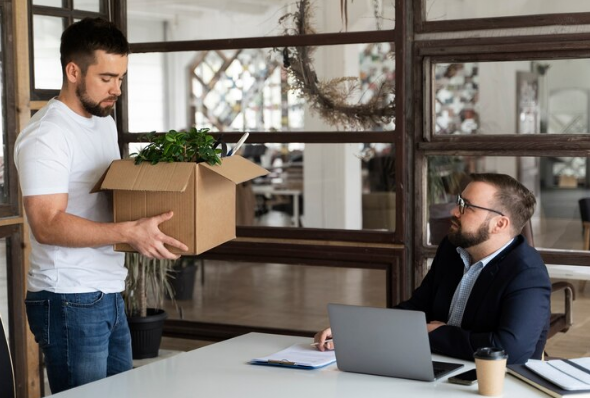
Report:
451,205,461,218
110,82,121,96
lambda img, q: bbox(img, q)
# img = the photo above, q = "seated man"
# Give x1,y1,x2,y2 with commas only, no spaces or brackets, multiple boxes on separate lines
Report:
315,173,551,365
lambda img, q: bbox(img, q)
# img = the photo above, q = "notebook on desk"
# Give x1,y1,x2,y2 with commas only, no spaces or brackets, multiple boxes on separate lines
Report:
327,304,463,381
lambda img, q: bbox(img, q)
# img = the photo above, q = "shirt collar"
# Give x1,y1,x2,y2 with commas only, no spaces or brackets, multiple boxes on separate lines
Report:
456,238,515,270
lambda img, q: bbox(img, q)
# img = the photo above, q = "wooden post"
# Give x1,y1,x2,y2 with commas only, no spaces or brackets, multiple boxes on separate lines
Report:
12,1,40,397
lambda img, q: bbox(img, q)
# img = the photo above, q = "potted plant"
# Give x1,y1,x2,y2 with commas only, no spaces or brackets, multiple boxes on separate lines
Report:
167,256,200,301
132,127,222,166
124,252,176,359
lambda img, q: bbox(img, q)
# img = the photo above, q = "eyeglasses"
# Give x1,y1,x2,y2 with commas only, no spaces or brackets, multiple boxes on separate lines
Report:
456,194,504,216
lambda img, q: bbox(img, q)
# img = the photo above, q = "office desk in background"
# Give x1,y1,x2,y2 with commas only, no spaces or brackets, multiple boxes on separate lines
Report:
252,185,302,227
48,333,546,398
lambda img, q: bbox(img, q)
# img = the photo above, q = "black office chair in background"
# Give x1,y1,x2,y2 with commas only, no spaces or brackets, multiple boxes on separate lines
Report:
521,222,575,339
0,313,15,398
578,198,590,250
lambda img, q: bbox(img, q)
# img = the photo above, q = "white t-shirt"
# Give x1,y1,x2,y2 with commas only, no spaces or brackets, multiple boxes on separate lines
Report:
14,98,126,293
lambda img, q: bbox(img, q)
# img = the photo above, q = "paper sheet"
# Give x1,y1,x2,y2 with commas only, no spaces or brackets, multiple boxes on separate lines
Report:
251,343,336,368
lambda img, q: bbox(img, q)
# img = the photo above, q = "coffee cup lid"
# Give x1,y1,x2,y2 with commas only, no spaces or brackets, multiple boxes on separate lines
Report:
473,347,508,360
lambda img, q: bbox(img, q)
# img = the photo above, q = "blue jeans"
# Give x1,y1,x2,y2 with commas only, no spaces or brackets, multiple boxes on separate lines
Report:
25,291,132,394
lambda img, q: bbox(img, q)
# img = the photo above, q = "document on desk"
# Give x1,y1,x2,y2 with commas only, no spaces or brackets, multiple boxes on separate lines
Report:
250,343,336,369
525,358,590,391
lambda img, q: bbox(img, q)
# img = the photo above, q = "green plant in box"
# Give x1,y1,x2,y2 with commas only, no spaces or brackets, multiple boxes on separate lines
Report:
132,127,222,166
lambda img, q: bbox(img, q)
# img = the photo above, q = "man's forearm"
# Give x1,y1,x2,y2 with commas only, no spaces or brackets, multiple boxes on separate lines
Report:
31,210,130,248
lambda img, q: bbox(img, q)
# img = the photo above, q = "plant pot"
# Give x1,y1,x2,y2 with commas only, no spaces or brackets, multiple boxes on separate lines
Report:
168,265,197,300
127,308,167,359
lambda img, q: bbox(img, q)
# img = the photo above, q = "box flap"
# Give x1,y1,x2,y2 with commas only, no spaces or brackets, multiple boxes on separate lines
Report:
101,160,195,192
199,155,268,184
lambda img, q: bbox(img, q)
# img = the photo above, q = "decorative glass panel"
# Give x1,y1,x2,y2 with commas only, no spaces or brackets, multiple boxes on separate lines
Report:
127,0,395,42
433,59,590,136
425,0,590,21
426,155,590,252
128,43,395,133
33,15,64,90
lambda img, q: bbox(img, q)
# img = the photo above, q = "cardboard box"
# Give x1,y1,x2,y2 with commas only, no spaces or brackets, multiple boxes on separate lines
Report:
97,156,268,255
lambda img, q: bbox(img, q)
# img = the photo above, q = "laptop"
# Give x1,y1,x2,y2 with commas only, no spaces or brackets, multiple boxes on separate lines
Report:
327,303,463,381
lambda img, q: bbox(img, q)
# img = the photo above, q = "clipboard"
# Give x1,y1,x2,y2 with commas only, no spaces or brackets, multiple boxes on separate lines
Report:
250,343,336,370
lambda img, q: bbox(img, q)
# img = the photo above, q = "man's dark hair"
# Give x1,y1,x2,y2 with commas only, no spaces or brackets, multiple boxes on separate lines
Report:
469,173,536,236
60,17,129,76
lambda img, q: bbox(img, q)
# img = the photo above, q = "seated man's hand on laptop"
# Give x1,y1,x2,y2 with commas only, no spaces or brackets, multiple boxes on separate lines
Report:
313,328,334,351
427,320,446,333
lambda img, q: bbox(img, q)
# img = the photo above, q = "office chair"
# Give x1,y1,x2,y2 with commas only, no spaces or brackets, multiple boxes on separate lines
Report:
521,221,575,339
578,198,590,250
0,312,15,398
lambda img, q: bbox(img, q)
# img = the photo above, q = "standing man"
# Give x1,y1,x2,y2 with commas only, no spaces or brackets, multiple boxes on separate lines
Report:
315,174,551,365
14,18,188,393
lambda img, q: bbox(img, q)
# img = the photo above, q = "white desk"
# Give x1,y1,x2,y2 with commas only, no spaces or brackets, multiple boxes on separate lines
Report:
48,332,545,397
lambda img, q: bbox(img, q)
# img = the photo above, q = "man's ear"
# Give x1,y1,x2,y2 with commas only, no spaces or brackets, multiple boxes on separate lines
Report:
491,215,510,234
64,62,81,84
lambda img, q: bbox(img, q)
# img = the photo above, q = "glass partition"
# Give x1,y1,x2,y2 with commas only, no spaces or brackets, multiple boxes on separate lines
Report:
162,259,386,331
32,0,62,6
73,0,103,13
126,0,395,42
127,142,395,231
128,43,395,133
426,155,590,251
32,15,64,90
424,0,590,21
434,59,590,136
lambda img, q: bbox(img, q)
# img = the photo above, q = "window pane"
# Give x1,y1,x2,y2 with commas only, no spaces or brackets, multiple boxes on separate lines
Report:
74,0,102,13
426,155,590,252
127,142,395,231
0,14,6,205
33,15,64,90
128,44,395,133
425,0,590,21
433,59,590,136
162,259,386,331
32,0,62,6
74,0,104,12
127,0,394,42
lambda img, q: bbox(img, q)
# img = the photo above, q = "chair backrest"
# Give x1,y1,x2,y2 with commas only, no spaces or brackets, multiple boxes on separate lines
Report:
521,220,535,247
579,198,590,223
0,313,15,398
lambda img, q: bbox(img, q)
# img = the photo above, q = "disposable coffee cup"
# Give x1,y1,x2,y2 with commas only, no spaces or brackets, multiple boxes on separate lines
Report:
474,347,508,396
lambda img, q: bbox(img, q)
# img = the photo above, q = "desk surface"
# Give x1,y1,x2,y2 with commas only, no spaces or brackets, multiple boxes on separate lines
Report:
49,333,544,397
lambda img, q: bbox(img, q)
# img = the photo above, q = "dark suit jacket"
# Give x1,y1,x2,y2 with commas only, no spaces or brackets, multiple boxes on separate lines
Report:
396,235,551,365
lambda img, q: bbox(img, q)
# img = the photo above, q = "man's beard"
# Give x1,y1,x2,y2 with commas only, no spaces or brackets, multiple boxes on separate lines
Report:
76,79,116,117
447,216,491,249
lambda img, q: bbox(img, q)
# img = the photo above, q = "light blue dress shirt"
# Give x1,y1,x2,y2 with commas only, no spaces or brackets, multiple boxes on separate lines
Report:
447,238,514,327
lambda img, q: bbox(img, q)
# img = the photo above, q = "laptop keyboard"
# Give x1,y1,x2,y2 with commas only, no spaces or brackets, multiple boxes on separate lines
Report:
433,360,464,379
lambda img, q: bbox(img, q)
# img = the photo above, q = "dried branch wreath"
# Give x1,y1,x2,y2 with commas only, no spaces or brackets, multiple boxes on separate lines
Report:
278,0,395,130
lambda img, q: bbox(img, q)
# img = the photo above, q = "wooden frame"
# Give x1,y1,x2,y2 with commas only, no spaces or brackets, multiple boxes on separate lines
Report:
414,1,590,34
412,18,590,281
110,0,408,342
